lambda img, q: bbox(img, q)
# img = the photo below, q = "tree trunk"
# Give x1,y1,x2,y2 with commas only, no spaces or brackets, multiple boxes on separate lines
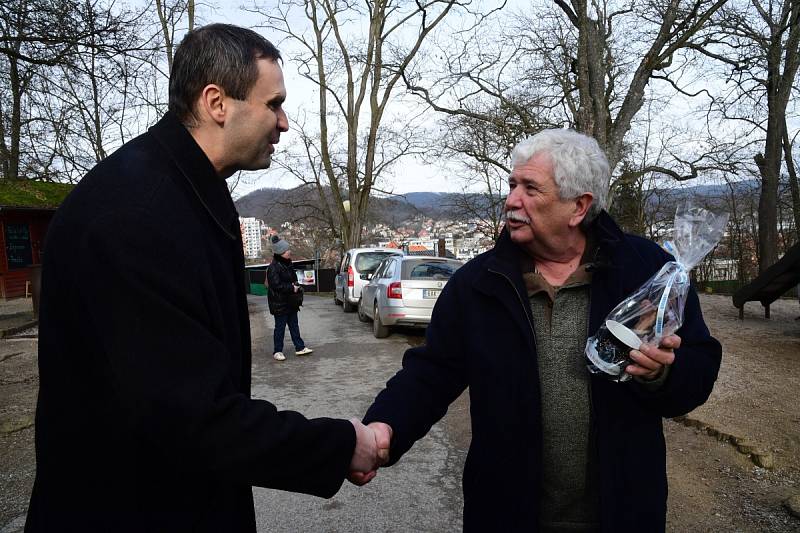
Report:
9,56,22,180
753,0,800,272
573,2,609,147
755,121,781,273
155,0,174,73
783,124,800,242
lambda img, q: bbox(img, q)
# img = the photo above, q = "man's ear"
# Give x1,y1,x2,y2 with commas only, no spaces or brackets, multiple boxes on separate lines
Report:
569,192,594,228
196,84,226,126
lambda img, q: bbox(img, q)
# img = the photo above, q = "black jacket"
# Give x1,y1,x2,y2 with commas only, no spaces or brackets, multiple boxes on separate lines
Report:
26,113,355,533
364,212,722,532
267,255,301,316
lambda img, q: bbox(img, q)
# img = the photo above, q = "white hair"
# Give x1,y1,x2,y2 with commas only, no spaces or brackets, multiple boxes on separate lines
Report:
511,129,610,224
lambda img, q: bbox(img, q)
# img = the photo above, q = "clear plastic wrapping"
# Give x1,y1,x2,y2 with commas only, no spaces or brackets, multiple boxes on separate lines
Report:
585,204,728,382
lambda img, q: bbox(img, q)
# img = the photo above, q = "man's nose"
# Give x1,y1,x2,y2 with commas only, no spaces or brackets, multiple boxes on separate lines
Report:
277,108,289,132
505,187,522,210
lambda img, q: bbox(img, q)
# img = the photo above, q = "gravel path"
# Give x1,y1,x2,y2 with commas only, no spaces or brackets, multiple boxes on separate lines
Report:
1,293,799,531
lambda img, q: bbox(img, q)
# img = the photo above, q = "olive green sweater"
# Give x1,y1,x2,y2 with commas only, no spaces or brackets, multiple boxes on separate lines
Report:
525,268,600,533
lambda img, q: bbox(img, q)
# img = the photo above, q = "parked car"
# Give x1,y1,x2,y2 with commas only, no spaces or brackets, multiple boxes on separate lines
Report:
334,247,403,312
359,256,464,337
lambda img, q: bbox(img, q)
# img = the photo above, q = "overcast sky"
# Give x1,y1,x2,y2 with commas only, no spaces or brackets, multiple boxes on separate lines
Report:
214,5,469,199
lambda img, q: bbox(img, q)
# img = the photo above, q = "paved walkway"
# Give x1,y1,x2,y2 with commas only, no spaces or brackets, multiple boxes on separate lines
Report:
0,299,35,337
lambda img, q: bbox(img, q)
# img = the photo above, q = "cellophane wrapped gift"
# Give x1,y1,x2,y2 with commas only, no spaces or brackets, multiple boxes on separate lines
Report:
585,204,728,382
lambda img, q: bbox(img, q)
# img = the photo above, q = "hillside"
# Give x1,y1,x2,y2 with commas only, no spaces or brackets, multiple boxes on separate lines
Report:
235,187,460,228
235,180,764,228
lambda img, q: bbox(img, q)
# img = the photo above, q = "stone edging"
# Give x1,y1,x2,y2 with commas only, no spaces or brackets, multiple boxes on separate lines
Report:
0,414,34,435
671,415,774,469
0,320,38,339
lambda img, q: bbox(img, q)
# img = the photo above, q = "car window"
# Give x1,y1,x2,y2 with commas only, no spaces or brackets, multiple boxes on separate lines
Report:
402,260,461,280
341,254,351,272
372,260,388,279
382,260,396,279
354,252,398,273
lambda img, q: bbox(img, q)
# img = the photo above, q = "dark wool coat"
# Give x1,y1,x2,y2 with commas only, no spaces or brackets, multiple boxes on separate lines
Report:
267,255,301,316
26,113,355,533
364,212,722,533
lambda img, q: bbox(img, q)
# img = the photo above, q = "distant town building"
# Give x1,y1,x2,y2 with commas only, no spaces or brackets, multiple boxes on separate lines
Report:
239,217,263,259
376,234,490,262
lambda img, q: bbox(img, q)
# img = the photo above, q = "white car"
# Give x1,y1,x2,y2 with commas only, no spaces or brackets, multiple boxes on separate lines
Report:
334,247,403,312
359,256,463,337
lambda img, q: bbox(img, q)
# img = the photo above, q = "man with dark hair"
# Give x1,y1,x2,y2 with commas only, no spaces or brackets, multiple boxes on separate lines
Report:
25,23,386,533
167,23,282,126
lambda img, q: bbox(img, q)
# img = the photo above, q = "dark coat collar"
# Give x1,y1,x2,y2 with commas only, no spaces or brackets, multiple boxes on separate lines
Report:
488,210,634,275
272,254,292,265
474,211,637,316
471,210,651,375
148,113,239,240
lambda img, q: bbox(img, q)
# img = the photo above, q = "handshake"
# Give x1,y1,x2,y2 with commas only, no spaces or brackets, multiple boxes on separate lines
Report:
347,419,393,486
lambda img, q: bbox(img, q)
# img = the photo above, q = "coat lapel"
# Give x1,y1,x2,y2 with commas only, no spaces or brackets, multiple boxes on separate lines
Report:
473,230,536,351
148,113,239,240
587,212,651,334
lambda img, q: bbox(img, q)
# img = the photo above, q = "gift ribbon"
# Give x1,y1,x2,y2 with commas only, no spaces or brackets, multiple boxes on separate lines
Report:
655,242,688,341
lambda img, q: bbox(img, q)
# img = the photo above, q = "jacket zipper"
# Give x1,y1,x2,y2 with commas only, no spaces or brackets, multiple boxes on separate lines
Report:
586,275,602,518
586,291,598,467
488,268,536,345
586,289,596,421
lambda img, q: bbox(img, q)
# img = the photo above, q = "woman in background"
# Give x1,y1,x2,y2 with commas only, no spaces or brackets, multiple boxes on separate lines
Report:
266,235,314,361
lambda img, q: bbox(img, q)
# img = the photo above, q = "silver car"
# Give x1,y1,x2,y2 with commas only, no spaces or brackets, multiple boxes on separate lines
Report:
358,256,464,338
334,247,403,312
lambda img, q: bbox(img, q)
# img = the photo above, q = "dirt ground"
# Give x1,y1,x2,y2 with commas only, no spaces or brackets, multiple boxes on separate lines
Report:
0,333,37,530
664,294,800,532
1,294,799,531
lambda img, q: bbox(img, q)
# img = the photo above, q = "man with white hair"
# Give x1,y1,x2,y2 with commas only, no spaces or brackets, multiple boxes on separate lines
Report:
357,129,722,532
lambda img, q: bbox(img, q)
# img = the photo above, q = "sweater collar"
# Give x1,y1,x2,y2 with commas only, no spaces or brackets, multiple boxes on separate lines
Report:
148,112,239,240
490,210,632,274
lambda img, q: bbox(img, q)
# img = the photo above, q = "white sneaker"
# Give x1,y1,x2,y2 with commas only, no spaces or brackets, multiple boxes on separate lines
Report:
273,352,286,361
295,347,314,356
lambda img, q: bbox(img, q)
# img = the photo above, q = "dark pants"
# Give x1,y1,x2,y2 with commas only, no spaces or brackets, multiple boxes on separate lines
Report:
273,312,305,353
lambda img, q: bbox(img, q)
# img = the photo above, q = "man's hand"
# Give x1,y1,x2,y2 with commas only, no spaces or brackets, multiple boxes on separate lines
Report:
370,422,392,465
626,334,681,380
347,420,393,486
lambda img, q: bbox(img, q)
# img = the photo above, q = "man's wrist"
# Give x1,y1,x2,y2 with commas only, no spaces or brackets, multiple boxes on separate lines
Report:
634,365,670,390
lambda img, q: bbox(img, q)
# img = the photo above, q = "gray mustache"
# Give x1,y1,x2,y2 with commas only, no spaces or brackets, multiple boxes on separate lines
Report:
506,210,531,224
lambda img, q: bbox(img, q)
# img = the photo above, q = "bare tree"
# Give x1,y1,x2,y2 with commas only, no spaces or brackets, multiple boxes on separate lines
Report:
434,112,510,240
52,8,158,178
0,0,134,180
719,176,760,285
406,0,728,172
700,0,800,272
252,0,477,249
556,0,729,168
445,164,507,240
785,127,800,241
153,0,196,73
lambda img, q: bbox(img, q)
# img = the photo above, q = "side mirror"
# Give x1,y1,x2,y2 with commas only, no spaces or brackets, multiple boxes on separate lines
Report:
360,273,373,280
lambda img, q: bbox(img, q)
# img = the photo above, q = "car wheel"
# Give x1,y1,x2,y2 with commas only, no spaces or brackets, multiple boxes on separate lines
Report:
343,298,356,312
357,298,369,322
373,302,390,338
333,291,342,305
